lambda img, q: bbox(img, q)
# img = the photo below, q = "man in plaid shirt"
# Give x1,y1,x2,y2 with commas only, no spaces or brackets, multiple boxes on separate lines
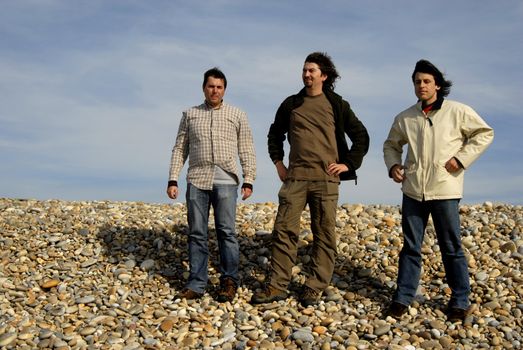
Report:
167,67,256,302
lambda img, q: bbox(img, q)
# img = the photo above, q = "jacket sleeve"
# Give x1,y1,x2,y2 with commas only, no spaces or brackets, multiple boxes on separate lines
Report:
267,99,291,163
454,106,494,169
383,115,406,174
342,101,370,171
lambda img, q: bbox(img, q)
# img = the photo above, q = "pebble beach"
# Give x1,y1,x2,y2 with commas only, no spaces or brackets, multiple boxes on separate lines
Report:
0,198,522,350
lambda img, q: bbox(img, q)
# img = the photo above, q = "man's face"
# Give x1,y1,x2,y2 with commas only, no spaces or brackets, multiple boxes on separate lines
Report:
414,72,440,104
302,62,327,90
203,76,225,108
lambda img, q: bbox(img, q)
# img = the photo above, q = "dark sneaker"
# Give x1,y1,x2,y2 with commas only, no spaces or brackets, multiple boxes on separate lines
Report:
216,278,237,303
299,286,321,307
176,288,203,300
250,286,288,304
446,306,471,322
384,301,409,318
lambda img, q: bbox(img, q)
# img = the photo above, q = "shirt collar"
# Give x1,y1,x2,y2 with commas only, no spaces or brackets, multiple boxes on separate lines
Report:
204,100,224,110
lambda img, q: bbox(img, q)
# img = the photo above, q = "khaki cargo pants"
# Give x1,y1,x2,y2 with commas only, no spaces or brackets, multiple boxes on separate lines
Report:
269,180,339,293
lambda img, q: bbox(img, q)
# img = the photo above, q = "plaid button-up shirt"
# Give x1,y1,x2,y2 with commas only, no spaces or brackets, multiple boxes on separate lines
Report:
168,101,256,190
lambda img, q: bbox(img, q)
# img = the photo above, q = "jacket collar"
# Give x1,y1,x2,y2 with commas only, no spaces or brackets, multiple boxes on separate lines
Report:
297,87,341,101
417,96,444,111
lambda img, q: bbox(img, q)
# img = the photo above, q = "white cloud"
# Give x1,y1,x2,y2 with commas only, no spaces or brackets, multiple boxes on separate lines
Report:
1,1,522,204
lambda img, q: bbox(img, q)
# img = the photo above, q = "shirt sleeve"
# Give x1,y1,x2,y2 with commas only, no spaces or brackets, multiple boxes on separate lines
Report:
237,111,256,185
168,112,190,182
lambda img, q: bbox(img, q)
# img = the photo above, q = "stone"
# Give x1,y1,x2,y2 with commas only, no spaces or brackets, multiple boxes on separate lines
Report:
374,324,391,336
0,333,17,347
0,198,521,349
40,279,60,289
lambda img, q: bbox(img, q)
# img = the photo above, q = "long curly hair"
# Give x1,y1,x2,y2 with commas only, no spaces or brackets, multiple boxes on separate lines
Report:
305,52,340,91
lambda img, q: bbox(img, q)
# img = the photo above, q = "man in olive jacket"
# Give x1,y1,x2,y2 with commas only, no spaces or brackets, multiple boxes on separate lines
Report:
251,52,369,306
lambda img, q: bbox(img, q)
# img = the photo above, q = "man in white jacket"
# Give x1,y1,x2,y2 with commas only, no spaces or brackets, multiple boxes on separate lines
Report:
383,59,494,322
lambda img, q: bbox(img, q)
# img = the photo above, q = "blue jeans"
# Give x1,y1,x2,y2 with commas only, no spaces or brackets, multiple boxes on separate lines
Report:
185,183,239,293
393,195,470,309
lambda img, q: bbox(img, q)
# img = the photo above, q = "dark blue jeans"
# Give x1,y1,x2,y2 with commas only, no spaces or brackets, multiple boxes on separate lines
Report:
393,194,470,309
185,183,239,294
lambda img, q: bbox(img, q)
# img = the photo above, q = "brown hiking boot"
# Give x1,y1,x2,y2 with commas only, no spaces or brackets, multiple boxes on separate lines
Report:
446,305,472,322
216,278,237,302
384,301,409,318
250,285,288,304
299,286,321,307
175,288,203,300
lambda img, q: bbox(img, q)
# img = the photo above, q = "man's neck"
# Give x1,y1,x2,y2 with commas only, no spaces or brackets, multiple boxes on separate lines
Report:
305,86,323,97
205,100,223,109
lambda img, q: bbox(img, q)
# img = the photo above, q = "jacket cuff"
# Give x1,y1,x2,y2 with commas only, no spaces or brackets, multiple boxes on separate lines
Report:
242,183,253,191
167,180,178,188
454,157,465,169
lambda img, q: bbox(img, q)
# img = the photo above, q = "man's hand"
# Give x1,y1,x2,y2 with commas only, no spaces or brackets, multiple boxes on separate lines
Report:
327,163,348,176
275,161,288,182
390,164,405,183
445,157,462,173
241,187,252,200
166,185,179,199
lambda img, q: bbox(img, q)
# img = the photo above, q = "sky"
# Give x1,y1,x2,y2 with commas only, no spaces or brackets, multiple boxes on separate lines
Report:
1,0,522,206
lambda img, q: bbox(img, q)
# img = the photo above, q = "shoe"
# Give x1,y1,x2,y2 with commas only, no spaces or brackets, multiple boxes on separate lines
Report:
384,301,409,318
446,306,471,322
299,286,321,307
216,278,237,303
250,285,288,304
176,288,203,300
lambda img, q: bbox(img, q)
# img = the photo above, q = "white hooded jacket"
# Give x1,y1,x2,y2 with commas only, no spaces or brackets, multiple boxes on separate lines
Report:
383,99,494,201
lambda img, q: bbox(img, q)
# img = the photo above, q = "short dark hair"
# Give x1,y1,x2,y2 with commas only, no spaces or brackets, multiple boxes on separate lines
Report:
203,67,227,89
412,59,452,97
305,52,340,91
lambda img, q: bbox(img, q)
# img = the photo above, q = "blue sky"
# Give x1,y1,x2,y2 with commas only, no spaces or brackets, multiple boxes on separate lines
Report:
1,0,522,205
